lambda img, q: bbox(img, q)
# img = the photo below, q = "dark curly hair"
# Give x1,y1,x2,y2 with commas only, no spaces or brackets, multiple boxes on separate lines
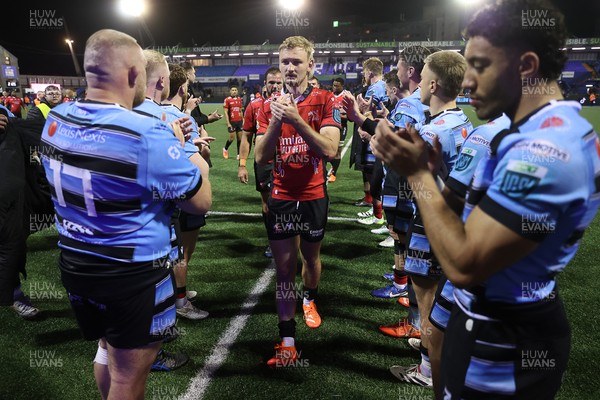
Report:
463,0,567,80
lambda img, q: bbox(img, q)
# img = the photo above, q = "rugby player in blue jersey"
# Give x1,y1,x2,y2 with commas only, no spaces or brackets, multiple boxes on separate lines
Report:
161,63,215,321
387,50,472,390
372,1,600,398
39,29,211,399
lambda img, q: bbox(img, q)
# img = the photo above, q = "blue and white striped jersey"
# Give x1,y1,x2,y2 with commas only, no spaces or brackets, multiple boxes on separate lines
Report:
460,101,600,303
159,103,201,159
40,100,202,263
419,108,472,172
388,88,428,130
447,114,511,198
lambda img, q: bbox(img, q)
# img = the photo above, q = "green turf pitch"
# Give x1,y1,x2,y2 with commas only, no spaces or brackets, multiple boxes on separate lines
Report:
2,105,600,399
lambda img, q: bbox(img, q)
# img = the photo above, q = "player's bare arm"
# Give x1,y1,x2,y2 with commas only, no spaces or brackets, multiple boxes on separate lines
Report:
178,152,212,215
254,111,282,165
238,130,253,183
372,120,537,288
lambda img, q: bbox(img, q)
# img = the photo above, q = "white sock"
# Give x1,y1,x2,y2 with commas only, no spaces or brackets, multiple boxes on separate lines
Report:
282,336,295,347
393,282,407,291
302,297,313,307
93,344,108,365
420,353,432,378
175,297,186,308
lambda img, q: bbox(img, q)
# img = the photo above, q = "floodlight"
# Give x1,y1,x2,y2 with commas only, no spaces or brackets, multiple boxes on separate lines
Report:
278,0,304,11
118,0,146,17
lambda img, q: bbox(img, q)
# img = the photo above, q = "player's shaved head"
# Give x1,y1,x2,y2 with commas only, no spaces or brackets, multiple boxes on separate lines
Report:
143,50,168,83
83,29,146,108
84,29,141,85
142,49,170,100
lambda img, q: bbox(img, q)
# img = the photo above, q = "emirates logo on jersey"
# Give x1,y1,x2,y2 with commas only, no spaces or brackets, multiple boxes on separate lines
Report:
540,116,564,129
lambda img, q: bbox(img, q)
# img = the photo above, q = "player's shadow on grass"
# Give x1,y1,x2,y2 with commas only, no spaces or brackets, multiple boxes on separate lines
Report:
320,242,380,260
27,234,59,252
35,328,81,346
33,307,74,321
215,337,412,383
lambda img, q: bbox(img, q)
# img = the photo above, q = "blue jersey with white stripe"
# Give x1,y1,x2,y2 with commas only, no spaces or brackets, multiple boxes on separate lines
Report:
460,101,600,304
159,103,201,158
382,89,428,234
39,100,202,263
419,108,472,172
388,88,427,130
404,108,473,276
447,114,511,198
365,79,389,108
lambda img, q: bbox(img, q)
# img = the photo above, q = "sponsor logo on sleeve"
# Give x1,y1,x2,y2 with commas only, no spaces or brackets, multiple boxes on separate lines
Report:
454,148,477,172
468,135,490,148
514,140,570,162
333,108,341,124
421,130,436,140
168,145,181,160
500,160,548,199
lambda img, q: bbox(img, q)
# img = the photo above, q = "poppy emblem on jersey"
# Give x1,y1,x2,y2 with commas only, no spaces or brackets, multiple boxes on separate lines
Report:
461,127,468,138
307,111,319,123
168,145,181,160
540,116,564,129
48,121,58,137
595,137,600,158
434,119,445,125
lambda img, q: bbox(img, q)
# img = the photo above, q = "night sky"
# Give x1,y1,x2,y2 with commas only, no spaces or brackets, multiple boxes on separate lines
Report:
2,0,599,76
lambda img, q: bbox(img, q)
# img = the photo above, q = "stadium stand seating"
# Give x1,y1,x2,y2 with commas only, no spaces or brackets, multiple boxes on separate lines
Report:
233,65,273,77
195,65,238,77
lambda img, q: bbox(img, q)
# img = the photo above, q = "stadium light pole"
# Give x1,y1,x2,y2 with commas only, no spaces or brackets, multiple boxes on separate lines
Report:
65,39,83,77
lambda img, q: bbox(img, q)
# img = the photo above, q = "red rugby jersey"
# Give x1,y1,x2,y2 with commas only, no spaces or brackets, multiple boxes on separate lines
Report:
224,96,243,122
257,87,341,201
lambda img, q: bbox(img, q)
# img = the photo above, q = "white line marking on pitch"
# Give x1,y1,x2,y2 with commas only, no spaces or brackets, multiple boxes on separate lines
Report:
180,261,276,400
181,133,356,399
207,210,356,222
327,130,353,176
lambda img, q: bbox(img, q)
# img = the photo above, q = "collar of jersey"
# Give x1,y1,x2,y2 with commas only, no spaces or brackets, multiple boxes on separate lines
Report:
426,107,461,123
145,97,161,106
160,103,181,111
78,99,128,109
511,99,581,130
288,85,313,104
